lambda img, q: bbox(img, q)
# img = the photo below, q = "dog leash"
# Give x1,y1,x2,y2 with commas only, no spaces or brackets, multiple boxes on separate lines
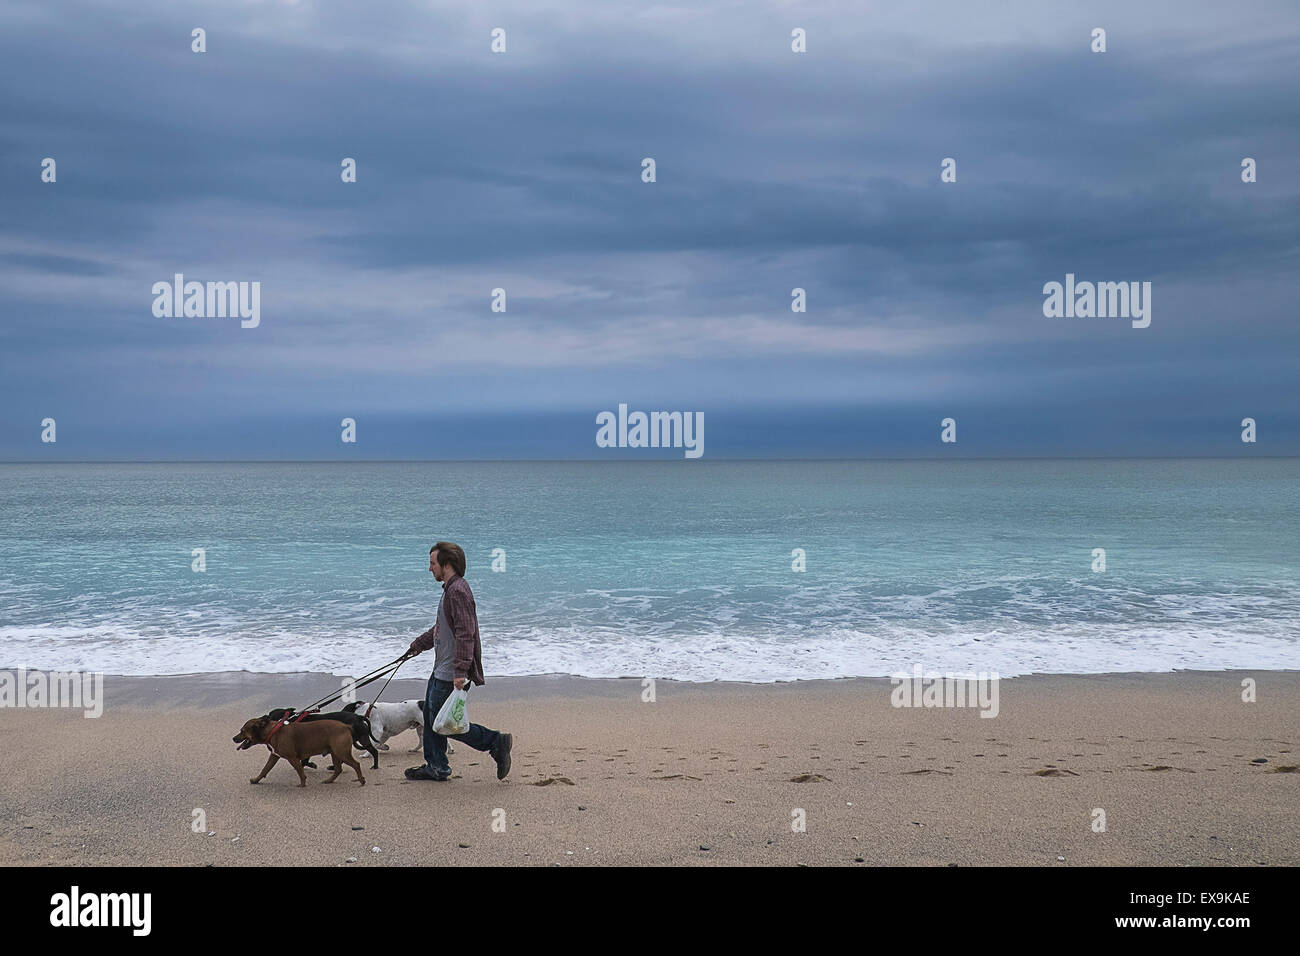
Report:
306,657,404,712
362,655,409,720
263,656,406,741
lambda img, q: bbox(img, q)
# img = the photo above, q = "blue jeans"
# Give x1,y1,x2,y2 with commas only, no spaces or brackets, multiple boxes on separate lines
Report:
423,676,501,775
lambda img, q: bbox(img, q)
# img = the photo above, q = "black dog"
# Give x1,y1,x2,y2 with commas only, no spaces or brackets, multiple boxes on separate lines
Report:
266,708,381,770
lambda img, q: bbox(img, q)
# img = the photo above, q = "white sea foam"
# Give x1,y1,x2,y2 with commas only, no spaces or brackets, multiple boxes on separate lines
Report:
2,620,1296,681
3,461,1298,681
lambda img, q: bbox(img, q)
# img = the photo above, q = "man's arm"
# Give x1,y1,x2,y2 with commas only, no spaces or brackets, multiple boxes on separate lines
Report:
446,582,478,685
406,621,437,657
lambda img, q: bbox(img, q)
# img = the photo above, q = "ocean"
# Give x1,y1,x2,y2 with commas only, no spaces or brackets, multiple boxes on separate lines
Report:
1,460,1297,680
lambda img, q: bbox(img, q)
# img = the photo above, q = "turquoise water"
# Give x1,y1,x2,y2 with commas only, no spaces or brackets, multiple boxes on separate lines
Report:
1,460,1297,679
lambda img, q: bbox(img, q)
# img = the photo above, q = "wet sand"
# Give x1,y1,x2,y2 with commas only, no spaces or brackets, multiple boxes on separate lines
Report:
0,670,1295,866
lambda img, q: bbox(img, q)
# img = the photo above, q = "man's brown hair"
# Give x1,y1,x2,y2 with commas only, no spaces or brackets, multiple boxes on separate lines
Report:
431,541,467,577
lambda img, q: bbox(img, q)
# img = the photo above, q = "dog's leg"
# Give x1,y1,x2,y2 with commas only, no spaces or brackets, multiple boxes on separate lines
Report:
413,724,433,751
288,757,307,787
251,753,279,784
340,748,366,785
325,741,358,784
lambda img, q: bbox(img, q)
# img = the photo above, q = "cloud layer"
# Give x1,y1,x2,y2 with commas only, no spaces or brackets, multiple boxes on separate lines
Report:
2,0,1297,457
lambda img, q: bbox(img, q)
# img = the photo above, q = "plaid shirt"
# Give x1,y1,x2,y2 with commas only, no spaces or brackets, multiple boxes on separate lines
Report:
408,573,486,685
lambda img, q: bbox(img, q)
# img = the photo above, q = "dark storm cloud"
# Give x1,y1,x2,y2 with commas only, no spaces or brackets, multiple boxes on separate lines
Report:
1,0,1297,458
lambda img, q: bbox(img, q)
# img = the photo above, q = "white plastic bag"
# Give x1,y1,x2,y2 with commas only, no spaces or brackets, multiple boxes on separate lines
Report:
433,687,469,736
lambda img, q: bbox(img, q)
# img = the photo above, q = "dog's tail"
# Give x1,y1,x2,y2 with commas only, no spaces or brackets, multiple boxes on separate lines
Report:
352,715,380,750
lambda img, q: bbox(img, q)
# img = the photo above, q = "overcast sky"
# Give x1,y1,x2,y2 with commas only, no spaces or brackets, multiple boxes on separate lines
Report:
1,0,1297,459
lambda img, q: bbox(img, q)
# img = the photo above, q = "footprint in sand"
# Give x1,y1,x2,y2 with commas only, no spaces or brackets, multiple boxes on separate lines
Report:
532,777,576,786
789,773,831,783
1034,768,1080,777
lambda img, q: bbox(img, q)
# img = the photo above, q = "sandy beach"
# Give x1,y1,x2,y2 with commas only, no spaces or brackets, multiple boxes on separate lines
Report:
0,670,1295,867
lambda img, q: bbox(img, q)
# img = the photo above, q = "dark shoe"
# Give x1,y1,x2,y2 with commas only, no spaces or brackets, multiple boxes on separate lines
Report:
492,733,513,780
404,765,450,781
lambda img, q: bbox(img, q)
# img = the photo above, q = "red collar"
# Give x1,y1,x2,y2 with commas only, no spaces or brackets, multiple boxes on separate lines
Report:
262,708,312,745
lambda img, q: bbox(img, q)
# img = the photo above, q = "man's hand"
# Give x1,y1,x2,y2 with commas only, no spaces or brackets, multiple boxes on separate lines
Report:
453,677,467,690
404,647,419,660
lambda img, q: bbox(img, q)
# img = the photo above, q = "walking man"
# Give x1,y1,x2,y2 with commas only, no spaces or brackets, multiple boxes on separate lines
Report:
404,541,513,782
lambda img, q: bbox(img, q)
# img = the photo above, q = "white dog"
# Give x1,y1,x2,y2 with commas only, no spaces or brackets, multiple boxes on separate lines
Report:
343,699,452,753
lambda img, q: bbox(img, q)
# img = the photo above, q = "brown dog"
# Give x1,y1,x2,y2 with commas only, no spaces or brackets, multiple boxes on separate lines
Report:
233,716,366,787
